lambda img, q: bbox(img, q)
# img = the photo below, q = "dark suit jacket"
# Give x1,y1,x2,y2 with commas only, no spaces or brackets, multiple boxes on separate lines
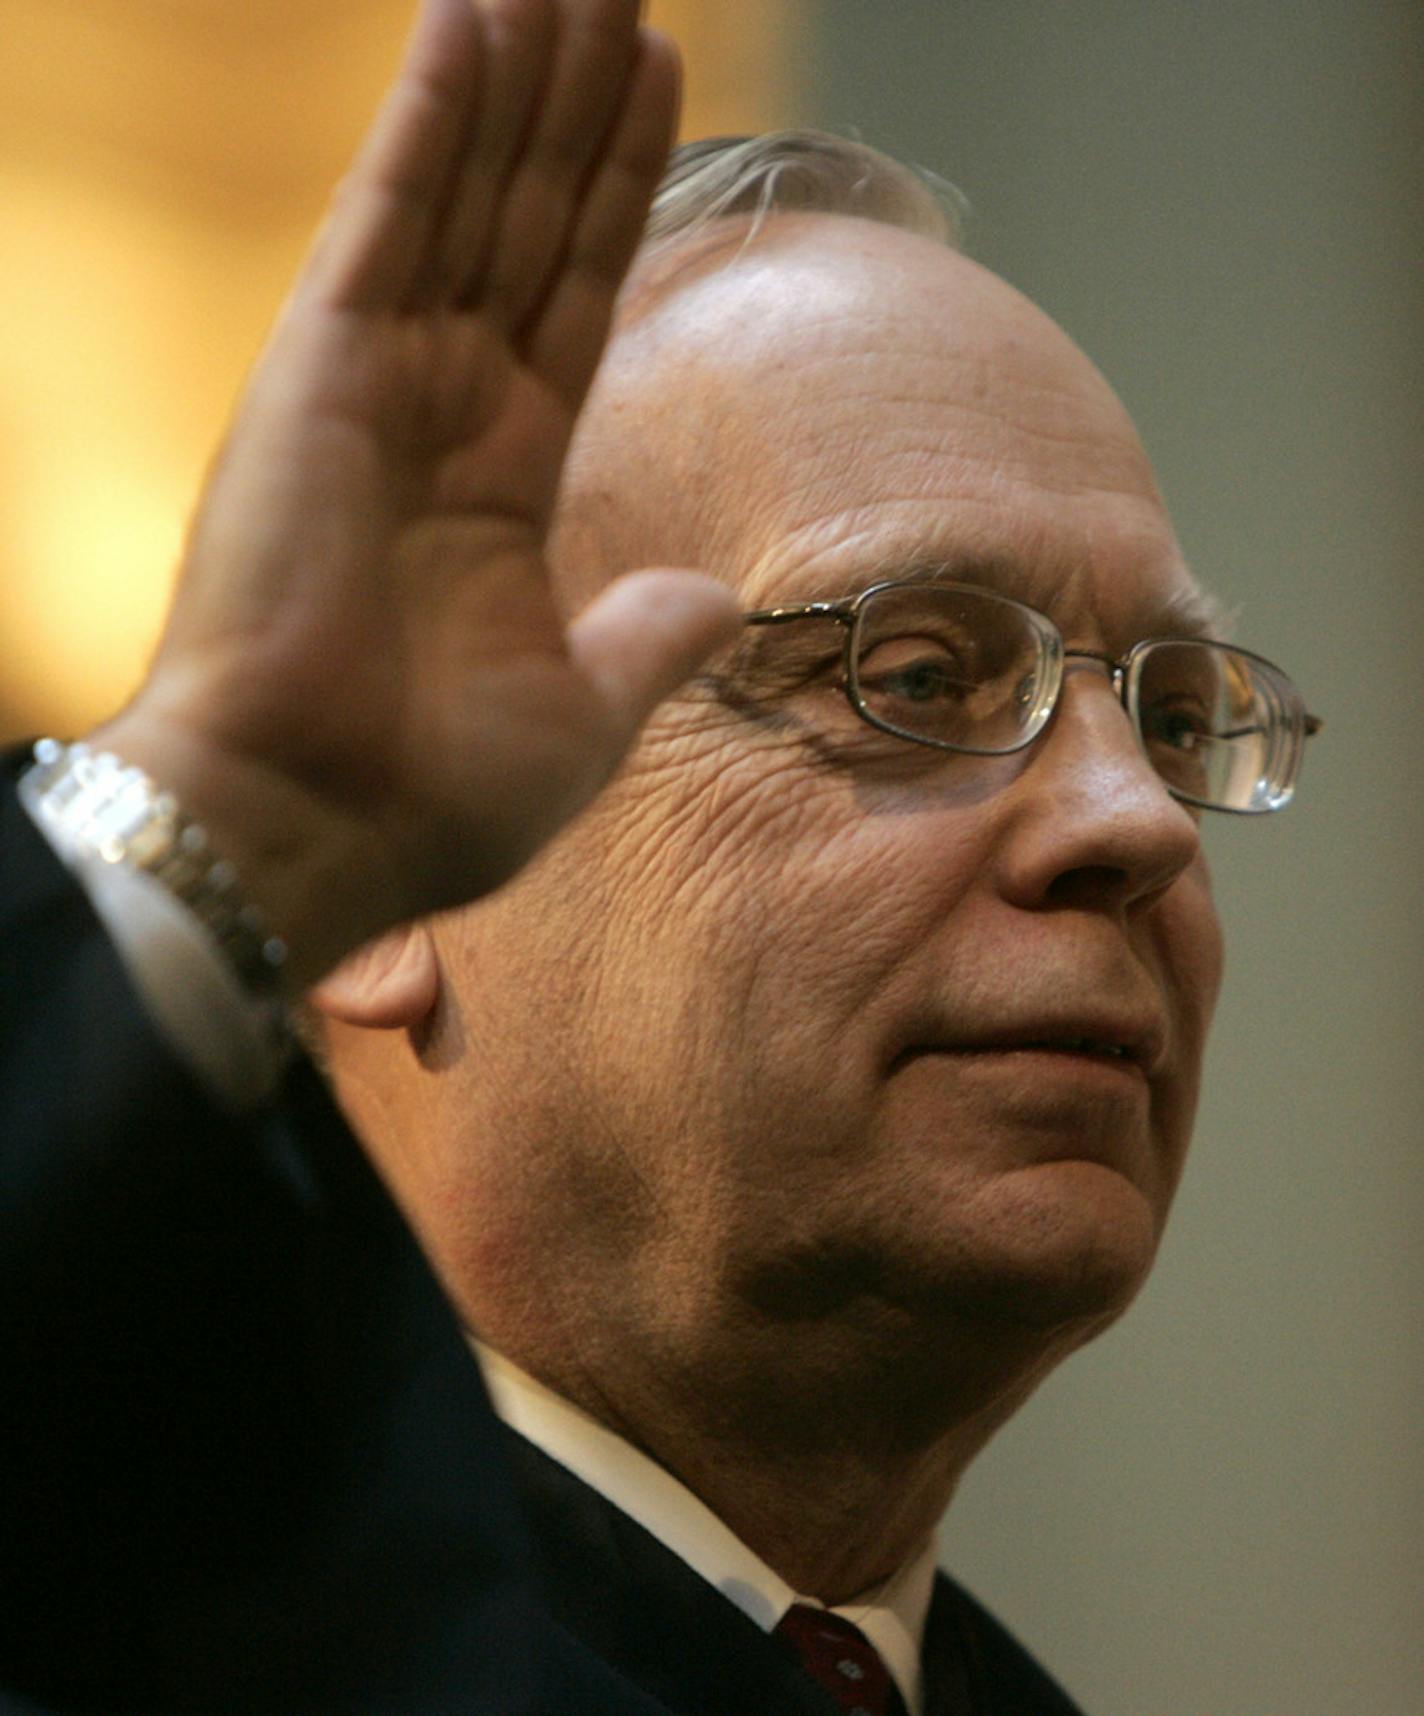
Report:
1,761,1083,1714
505,1433,1086,1716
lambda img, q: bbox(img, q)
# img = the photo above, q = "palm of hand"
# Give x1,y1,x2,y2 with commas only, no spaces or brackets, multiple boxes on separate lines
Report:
178,304,595,902
115,0,737,978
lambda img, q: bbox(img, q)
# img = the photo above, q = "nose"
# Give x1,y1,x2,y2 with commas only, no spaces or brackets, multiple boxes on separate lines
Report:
994,662,1204,913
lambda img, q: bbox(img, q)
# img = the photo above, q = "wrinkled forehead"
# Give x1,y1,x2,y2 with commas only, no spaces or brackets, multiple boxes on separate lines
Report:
591,214,1216,646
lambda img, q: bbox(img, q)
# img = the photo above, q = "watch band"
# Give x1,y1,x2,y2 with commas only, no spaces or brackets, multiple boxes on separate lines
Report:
20,737,289,1002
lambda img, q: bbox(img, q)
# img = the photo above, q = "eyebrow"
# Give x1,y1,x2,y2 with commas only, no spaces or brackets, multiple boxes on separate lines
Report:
760,553,1231,645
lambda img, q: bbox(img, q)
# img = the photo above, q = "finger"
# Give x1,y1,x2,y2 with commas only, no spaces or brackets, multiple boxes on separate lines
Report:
525,28,679,405
303,0,487,311
567,570,742,750
421,0,558,307
468,0,645,330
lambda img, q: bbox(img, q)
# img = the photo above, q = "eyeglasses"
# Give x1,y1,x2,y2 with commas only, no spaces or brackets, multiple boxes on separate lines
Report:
743,580,1321,814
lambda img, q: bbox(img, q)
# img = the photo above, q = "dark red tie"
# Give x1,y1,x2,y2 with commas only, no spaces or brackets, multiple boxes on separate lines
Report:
774,1603,909,1716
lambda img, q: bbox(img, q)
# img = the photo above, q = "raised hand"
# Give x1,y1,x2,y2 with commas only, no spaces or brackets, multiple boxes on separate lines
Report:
95,0,738,990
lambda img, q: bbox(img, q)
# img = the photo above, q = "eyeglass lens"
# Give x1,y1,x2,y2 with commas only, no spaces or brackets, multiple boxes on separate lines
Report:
1129,640,1300,812
849,584,1059,755
849,585,1302,812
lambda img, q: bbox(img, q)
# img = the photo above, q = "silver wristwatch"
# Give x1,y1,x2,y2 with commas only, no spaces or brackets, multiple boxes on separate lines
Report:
20,737,289,1001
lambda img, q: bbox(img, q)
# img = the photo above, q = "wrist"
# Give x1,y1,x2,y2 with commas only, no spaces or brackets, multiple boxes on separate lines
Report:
22,737,290,994
65,712,397,994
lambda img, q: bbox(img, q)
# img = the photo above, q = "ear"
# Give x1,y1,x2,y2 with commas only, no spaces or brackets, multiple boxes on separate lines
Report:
308,922,440,1030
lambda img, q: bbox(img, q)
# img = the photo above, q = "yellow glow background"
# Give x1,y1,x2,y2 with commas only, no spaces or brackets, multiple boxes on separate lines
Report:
0,0,801,742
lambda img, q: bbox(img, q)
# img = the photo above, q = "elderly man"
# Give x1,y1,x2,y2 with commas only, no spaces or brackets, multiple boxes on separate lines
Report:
2,0,1317,1711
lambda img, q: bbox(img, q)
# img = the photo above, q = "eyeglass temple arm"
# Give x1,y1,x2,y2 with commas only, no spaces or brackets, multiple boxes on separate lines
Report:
743,601,854,626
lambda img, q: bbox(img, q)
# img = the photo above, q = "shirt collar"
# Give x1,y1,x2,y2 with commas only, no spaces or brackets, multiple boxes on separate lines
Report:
475,1341,936,1716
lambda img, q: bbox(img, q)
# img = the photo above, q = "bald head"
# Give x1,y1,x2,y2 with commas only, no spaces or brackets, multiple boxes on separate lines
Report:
551,213,1181,636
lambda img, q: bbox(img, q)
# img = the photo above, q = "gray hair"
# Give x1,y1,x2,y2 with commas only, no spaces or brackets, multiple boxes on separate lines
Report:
642,131,966,257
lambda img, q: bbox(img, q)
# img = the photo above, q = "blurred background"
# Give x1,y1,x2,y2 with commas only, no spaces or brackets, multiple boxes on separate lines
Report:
3,2,1420,1710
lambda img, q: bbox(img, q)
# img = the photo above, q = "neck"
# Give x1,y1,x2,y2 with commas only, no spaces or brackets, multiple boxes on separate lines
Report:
488,1304,1064,1604
628,1419,970,1602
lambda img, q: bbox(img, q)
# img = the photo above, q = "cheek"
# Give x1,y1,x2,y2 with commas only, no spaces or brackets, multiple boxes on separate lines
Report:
1137,856,1224,1209
602,729,989,1063
1157,855,1225,1062
579,796,1006,1266
605,756,864,1070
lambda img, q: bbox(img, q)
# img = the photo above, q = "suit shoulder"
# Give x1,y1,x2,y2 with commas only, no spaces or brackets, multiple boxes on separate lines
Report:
929,1570,1089,1715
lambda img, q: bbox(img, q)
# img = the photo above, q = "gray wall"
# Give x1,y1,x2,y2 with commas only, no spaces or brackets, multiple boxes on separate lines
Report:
805,4,1423,1712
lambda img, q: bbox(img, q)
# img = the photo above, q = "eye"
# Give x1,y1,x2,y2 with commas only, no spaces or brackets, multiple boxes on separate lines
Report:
857,636,976,705
1141,698,1211,752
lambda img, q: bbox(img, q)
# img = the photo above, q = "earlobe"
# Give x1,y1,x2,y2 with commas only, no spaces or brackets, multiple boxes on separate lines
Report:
308,923,440,1030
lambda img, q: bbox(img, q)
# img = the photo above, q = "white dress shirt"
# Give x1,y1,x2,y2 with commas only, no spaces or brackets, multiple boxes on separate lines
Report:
477,1343,936,1716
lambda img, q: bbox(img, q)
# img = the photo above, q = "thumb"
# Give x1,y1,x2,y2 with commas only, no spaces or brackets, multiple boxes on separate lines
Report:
568,569,741,746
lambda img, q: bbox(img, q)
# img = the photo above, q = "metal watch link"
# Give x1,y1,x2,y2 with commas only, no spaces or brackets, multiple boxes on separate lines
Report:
20,737,288,1001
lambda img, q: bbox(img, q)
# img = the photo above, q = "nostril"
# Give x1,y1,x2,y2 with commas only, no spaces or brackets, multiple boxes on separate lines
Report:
1044,863,1132,910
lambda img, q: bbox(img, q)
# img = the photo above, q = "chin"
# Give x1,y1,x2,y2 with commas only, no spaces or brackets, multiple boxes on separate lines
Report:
912,1158,1166,1336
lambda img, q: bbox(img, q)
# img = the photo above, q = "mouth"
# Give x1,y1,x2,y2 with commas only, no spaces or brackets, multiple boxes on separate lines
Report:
893,1023,1166,1078
1010,1038,1135,1060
